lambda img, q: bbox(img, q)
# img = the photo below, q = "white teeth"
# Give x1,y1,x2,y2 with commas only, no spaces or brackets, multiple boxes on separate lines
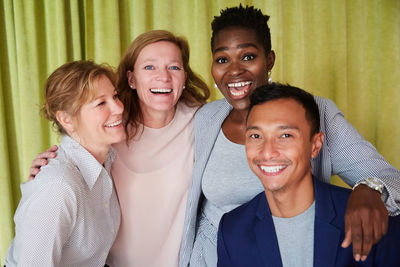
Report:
227,81,252,88
150,88,172,93
260,165,286,173
230,90,245,96
105,120,122,127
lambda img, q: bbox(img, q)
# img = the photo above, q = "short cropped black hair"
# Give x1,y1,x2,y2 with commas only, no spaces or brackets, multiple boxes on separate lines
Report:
211,4,272,54
248,83,321,137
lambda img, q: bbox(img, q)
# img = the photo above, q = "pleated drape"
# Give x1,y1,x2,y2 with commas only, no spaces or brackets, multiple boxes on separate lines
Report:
1,0,399,261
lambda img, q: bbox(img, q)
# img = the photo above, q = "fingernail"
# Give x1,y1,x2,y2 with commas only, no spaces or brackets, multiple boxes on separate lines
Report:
355,254,360,262
361,255,367,262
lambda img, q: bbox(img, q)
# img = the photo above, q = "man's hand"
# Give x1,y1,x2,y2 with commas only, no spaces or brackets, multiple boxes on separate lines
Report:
341,184,388,262
28,145,58,181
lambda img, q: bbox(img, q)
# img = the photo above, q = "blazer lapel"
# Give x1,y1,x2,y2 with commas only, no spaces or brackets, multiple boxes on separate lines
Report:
254,193,283,267
313,179,342,267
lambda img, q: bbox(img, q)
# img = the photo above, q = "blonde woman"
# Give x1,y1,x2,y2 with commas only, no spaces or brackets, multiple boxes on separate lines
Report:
6,61,124,266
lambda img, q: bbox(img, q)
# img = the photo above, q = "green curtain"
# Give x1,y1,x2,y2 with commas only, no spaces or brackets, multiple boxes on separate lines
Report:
1,0,399,262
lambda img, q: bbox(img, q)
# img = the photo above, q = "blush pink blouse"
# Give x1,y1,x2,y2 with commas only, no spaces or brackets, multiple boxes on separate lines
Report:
107,102,197,267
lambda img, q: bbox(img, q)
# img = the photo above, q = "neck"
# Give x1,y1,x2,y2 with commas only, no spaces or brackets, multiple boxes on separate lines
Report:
229,108,249,125
265,173,315,218
141,106,176,129
78,141,110,165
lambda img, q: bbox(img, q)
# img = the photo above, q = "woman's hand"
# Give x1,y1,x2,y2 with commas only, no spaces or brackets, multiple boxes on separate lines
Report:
341,184,388,262
28,145,58,181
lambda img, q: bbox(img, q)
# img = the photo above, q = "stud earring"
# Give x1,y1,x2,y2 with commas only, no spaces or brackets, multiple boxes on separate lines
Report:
183,85,186,90
267,71,272,84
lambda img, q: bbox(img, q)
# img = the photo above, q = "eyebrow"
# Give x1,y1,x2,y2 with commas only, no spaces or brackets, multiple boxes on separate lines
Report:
138,59,182,65
92,94,106,101
213,43,260,53
246,125,260,131
245,125,300,131
278,125,299,131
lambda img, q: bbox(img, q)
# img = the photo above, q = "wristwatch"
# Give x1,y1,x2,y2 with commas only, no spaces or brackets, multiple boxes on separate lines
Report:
353,177,385,194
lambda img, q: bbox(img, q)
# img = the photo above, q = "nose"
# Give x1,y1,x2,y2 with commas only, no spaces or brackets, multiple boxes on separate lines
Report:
227,61,244,77
260,140,280,159
157,68,171,81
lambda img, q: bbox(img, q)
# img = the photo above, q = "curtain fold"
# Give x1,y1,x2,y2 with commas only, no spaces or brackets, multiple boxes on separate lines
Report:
1,0,399,262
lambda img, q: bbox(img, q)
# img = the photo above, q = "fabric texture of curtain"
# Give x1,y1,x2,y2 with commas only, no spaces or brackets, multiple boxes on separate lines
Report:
1,0,399,262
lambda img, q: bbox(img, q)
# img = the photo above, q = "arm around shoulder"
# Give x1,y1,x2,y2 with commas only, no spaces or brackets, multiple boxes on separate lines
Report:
317,96,400,215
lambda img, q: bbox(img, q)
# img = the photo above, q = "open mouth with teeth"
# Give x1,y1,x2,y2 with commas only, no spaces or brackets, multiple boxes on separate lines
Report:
105,120,122,128
260,165,287,175
150,88,172,94
227,81,252,97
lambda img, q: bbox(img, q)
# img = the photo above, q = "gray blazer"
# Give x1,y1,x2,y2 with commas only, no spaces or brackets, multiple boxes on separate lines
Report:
179,97,400,267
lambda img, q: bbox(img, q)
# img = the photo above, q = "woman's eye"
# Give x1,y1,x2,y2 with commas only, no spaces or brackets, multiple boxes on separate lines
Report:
144,65,154,70
113,93,119,99
169,65,181,70
215,57,228,64
243,54,255,61
96,101,105,107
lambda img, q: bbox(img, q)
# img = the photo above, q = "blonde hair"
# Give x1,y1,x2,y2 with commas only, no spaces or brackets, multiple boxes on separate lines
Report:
41,60,116,135
117,30,210,140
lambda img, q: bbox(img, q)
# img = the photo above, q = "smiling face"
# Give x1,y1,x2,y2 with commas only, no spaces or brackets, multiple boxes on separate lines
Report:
212,26,275,111
73,75,125,154
245,98,323,194
128,41,186,118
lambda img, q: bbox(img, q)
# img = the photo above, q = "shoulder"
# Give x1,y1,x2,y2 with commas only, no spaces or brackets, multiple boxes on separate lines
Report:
316,178,351,200
16,161,79,224
221,192,264,228
27,150,83,198
315,178,351,219
195,98,230,120
313,95,343,117
320,179,350,194
178,101,199,116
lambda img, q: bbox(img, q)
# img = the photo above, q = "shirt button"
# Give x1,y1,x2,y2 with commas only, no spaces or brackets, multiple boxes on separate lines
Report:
104,203,109,208
111,228,115,233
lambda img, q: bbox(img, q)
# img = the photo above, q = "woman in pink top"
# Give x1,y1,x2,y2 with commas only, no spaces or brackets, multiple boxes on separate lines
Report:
29,30,209,267
107,30,209,267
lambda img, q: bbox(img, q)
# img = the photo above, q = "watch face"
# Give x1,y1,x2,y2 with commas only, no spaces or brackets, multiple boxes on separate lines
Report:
366,178,384,193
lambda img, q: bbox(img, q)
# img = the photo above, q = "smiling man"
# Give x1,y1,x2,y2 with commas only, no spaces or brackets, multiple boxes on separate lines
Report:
217,83,400,267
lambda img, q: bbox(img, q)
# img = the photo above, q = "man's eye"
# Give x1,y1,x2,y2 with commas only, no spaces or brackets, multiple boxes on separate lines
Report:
243,54,255,61
216,57,228,64
250,133,260,139
144,65,154,70
281,133,292,138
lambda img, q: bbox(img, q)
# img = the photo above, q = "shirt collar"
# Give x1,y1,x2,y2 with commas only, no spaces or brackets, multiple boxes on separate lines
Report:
60,135,115,190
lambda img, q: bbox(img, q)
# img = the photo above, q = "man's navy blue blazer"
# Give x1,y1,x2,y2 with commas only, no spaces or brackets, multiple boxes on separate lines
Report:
217,178,400,267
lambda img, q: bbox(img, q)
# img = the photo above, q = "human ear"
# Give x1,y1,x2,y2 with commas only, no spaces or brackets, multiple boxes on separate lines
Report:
56,111,75,134
311,132,324,159
126,70,136,89
266,50,276,72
